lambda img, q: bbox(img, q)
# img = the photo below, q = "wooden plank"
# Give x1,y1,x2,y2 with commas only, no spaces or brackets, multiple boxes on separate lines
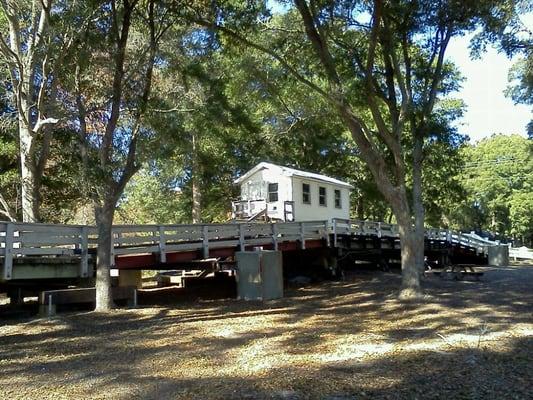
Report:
245,237,274,246
165,242,203,252
15,225,82,235
208,239,240,249
18,247,76,256
112,225,159,233
114,235,159,245
277,234,301,243
275,223,300,232
40,286,135,305
164,230,204,241
21,238,81,247
113,245,159,255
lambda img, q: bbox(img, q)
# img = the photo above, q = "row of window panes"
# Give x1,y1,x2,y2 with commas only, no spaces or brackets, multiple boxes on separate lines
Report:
269,182,341,208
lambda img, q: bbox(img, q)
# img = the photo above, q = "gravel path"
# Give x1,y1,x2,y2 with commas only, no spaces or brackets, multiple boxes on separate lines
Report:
1,264,532,399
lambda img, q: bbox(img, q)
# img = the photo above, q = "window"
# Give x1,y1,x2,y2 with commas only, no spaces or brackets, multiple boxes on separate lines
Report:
302,183,311,204
334,189,341,208
267,183,278,202
319,186,327,206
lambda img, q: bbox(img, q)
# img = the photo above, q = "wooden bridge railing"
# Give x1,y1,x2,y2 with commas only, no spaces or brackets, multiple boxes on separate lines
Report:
0,220,330,279
332,218,492,255
1,218,503,280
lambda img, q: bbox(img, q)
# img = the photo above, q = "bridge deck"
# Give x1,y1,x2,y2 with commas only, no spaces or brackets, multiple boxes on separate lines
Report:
0,219,495,282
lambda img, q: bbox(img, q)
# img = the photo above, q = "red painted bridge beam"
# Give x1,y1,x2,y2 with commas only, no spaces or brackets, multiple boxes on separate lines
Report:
114,239,327,270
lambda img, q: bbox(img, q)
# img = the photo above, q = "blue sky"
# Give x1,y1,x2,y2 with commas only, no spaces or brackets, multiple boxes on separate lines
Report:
266,2,531,143
446,32,531,143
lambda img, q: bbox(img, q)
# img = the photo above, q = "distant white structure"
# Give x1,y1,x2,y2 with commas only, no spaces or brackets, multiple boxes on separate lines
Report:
232,162,353,222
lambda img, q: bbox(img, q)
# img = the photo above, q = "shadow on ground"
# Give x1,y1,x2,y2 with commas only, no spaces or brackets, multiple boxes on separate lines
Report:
0,264,532,399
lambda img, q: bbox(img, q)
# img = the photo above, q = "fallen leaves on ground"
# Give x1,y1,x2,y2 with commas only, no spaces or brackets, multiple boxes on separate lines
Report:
1,264,532,400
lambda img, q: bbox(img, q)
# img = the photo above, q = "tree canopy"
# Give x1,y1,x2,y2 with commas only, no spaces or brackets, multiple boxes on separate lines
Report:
1,0,531,307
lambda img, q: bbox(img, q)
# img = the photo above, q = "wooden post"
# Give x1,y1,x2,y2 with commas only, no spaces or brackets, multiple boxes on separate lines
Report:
110,229,116,268
48,294,54,317
80,226,89,278
158,225,166,263
202,225,209,259
377,222,382,238
346,220,352,236
300,222,306,250
272,223,278,251
324,220,330,247
3,223,14,280
333,218,337,248
239,223,245,251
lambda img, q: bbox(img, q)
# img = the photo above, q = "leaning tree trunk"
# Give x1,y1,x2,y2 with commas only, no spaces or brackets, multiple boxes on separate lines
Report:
94,202,116,311
19,125,41,223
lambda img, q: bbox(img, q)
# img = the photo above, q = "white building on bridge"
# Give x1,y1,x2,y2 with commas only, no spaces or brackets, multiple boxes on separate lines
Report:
232,162,353,222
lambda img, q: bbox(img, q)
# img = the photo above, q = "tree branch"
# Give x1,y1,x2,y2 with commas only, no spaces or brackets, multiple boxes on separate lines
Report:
200,21,330,100
0,192,16,222
294,0,342,89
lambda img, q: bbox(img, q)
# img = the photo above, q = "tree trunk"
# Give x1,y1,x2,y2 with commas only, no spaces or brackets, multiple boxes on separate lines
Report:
412,133,425,276
94,202,115,311
397,221,421,299
340,109,422,298
392,200,422,299
19,125,40,222
191,132,201,224
356,196,364,220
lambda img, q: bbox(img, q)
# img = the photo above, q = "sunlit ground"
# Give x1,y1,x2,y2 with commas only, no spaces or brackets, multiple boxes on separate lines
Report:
1,264,532,400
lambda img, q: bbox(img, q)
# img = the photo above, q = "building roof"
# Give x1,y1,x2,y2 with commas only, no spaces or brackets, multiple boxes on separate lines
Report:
234,162,354,189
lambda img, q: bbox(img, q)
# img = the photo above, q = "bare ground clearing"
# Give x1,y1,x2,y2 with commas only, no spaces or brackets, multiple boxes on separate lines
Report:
1,264,532,400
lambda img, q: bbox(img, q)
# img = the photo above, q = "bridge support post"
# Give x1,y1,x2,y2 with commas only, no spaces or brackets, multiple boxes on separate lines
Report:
299,222,306,250
110,230,116,268
158,226,166,263
333,219,337,248
3,222,14,280
239,224,245,251
80,226,89,278
324,221,330,247
272,223,278,251
202,225,209,259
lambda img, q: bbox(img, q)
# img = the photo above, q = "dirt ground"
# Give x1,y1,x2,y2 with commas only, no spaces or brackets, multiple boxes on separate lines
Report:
1,264,532,400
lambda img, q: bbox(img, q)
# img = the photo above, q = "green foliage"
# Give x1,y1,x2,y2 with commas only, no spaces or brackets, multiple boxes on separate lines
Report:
509,191,533,244
451,134,532,244
506,52,533,137
0,93,19,218
116,169,185,224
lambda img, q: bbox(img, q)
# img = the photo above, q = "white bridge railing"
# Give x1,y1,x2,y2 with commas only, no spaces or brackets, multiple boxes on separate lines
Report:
0,220,329,281
509,246,533,260
331,218,494,255
1,218,509,281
